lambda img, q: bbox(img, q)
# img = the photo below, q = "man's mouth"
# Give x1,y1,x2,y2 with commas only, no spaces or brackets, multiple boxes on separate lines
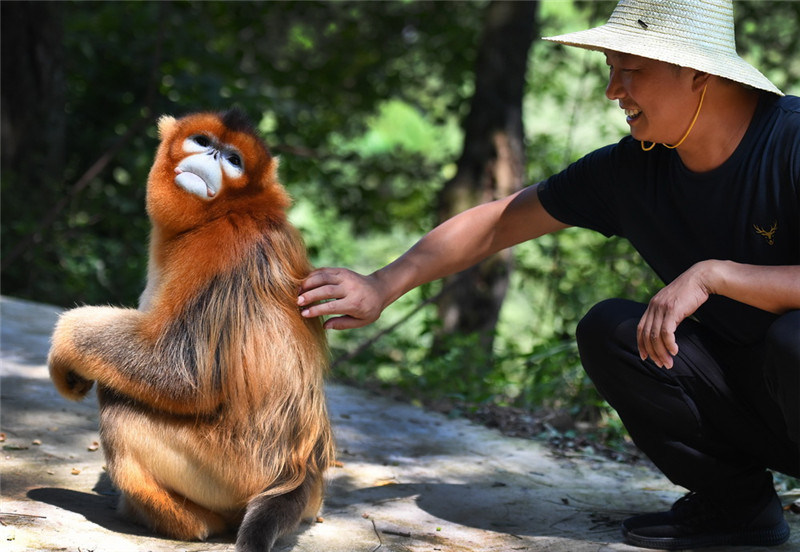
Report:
625,108,642,122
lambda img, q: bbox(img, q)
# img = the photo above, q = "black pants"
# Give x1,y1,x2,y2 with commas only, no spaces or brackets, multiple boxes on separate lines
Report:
577,299,800,504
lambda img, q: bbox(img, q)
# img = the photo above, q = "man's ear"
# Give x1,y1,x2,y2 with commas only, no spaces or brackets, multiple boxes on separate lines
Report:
692,71,711,92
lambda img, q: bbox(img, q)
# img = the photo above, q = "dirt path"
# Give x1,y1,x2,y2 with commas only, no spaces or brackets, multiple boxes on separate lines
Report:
2,296,797,551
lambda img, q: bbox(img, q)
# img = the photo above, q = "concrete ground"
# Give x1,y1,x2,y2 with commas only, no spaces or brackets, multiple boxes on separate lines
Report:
1,295,798,552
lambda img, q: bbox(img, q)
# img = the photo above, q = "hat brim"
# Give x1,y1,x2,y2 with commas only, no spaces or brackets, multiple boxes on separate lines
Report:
544,25,783,96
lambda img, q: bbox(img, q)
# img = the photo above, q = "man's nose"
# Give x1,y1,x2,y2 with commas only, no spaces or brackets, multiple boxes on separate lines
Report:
605,69,624,101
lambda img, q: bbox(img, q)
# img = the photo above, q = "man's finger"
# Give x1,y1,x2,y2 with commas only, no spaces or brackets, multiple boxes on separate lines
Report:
300,269,343,292
637,306,660,361
638,306,674,368
298,284,342,307
300,297,348,319
636,316,651,361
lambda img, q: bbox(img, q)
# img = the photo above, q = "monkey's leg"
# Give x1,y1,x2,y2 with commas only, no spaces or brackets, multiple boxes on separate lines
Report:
99,394,233,541
235,475,323,552
114,460,230,541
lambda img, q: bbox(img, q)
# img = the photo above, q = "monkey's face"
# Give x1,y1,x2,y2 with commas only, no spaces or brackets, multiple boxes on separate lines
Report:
147,111,290,235
174,133,244,201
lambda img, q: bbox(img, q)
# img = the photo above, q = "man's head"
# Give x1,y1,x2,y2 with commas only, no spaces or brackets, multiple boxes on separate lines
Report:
603,51,711,146
543,0,781,96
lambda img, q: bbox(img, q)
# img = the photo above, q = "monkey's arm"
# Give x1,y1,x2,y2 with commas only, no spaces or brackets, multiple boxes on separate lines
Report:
48,306,223,414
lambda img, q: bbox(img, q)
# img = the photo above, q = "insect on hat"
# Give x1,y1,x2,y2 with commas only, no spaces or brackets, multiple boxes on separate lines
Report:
543,0,783,96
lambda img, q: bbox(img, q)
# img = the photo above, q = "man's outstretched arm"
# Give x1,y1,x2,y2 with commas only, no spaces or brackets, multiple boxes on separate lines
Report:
298,183,569,330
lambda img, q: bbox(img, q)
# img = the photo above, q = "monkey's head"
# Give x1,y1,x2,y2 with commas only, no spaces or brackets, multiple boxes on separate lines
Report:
147,110,290,235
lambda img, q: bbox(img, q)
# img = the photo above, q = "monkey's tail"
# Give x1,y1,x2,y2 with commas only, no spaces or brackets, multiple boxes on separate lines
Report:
234,477,316,552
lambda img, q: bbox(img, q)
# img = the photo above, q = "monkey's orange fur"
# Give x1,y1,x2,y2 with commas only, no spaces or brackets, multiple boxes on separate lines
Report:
48,111,334,549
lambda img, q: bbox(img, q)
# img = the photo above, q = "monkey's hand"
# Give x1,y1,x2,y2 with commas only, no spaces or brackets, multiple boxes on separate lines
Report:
48,306,136,401
50,361,95,401
49,354,95,401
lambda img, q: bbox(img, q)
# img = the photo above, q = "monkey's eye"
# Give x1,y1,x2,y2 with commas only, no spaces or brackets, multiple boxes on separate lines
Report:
220,148,245,178
192,135,212,148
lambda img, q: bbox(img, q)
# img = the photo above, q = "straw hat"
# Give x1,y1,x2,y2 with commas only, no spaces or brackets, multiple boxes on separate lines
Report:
543,0,783,96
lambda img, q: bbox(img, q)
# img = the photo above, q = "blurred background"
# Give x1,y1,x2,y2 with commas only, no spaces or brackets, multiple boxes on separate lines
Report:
3,1,799,444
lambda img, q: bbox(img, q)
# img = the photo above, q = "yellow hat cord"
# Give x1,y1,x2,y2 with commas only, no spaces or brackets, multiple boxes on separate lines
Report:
641,83,708,151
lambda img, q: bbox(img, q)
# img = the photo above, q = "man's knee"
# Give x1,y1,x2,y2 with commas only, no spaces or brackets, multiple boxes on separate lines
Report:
765,310,800,362
576,299,645,382
576,298,644,353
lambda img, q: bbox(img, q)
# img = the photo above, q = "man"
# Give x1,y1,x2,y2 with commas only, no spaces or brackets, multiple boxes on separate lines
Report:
297,0,800,549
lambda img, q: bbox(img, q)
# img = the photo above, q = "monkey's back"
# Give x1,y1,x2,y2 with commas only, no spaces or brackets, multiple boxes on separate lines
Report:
99,229,333,516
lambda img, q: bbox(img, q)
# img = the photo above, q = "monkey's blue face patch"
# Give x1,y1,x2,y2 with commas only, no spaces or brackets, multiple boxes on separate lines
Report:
175,135,245,199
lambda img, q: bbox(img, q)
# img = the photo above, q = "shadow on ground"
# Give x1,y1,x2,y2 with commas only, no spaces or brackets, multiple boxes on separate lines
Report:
3,296,798,552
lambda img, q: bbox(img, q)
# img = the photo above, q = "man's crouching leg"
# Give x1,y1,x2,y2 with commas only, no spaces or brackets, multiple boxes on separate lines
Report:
575,298,791,549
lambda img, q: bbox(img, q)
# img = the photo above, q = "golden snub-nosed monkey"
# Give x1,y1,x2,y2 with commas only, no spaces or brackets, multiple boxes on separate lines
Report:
48,109,334,551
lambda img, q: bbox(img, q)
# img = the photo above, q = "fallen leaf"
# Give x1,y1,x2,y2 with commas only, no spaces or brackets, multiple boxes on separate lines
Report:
71,468,81,475
88,441,100,452
373,478,397,487
32,439,42,446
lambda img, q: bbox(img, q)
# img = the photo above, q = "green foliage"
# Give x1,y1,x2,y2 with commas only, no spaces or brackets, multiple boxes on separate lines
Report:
3,0,485,306
3,1,798,434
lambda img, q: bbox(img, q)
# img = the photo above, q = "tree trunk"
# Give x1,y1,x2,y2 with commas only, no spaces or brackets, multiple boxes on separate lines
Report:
1,2,65,187
1,2,66,288
433,0,539,363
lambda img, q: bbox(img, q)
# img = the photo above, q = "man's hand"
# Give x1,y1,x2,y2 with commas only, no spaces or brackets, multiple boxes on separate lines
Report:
637,261,713,369
298,268,387,330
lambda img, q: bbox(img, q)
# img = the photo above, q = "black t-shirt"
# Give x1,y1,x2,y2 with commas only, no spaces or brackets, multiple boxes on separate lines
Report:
538,93,800,345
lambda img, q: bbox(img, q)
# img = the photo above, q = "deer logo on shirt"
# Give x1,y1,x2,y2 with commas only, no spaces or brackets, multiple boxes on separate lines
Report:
753,220,777,245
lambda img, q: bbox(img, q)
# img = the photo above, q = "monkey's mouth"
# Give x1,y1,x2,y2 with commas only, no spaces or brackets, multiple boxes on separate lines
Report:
174,169,219,199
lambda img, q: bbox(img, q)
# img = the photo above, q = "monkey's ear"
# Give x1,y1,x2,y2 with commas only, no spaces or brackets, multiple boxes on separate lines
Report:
157,115,178,141
268,156,280,180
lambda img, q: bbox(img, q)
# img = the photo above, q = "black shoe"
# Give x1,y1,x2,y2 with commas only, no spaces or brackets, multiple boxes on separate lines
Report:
621,490,790,550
